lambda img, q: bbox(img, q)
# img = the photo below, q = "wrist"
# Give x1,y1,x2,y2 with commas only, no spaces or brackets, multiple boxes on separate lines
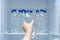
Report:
27,29,32,32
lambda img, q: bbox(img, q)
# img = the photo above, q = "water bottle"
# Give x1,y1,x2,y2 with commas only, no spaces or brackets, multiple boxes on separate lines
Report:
35,10,41,33
35,9,47,33
18,9,26,33
11,9,17,33
23,9,33,23
39,9,48,33
11,9,17,16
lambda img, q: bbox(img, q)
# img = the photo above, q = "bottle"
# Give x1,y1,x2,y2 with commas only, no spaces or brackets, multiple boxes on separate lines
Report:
18,9,25,33
24,9,33,23
35,10,41,33
11,9,17,16
40,9,47,16
39,9,48,33
11,9,17,33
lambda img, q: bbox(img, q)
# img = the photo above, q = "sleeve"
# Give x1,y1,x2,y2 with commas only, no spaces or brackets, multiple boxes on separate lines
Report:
23,38,25,40
22,38,29,40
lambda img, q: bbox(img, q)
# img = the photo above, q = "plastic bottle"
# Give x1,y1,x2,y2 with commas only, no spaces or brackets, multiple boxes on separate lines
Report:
11,9,17,33
24,9,33,23
18,9,25,33
11,9,17,16
35,10,41,33
39,9,48,33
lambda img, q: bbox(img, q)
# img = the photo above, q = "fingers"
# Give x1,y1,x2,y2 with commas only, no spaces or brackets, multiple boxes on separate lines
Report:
23,21,26,24
30,20,34,25
23,20,34,27
22,20,34,33
22,23,27,33
23,20,34,24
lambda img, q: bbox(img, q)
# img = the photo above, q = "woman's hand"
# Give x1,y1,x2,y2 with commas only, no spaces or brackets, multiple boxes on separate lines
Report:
22,20,34,40
22,20,34,33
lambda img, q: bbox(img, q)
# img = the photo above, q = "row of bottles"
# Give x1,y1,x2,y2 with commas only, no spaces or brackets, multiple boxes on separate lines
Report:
11,9,47,13
10,9,48,33
11,9,47,17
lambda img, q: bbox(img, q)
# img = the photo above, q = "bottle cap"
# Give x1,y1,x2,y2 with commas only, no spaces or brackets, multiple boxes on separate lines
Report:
19,10,23,13
36,10,39,13
40,9,47,13
11,9,16,13
30,10,33,13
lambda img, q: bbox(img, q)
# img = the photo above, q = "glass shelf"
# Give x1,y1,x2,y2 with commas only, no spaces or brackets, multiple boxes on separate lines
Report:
0,33,60,36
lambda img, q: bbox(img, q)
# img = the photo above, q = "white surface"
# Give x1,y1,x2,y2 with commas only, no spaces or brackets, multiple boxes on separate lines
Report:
0,0,1,33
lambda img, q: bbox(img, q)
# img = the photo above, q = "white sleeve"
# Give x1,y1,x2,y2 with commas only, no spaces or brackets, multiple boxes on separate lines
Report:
23,38,25,40
22,38,29,40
